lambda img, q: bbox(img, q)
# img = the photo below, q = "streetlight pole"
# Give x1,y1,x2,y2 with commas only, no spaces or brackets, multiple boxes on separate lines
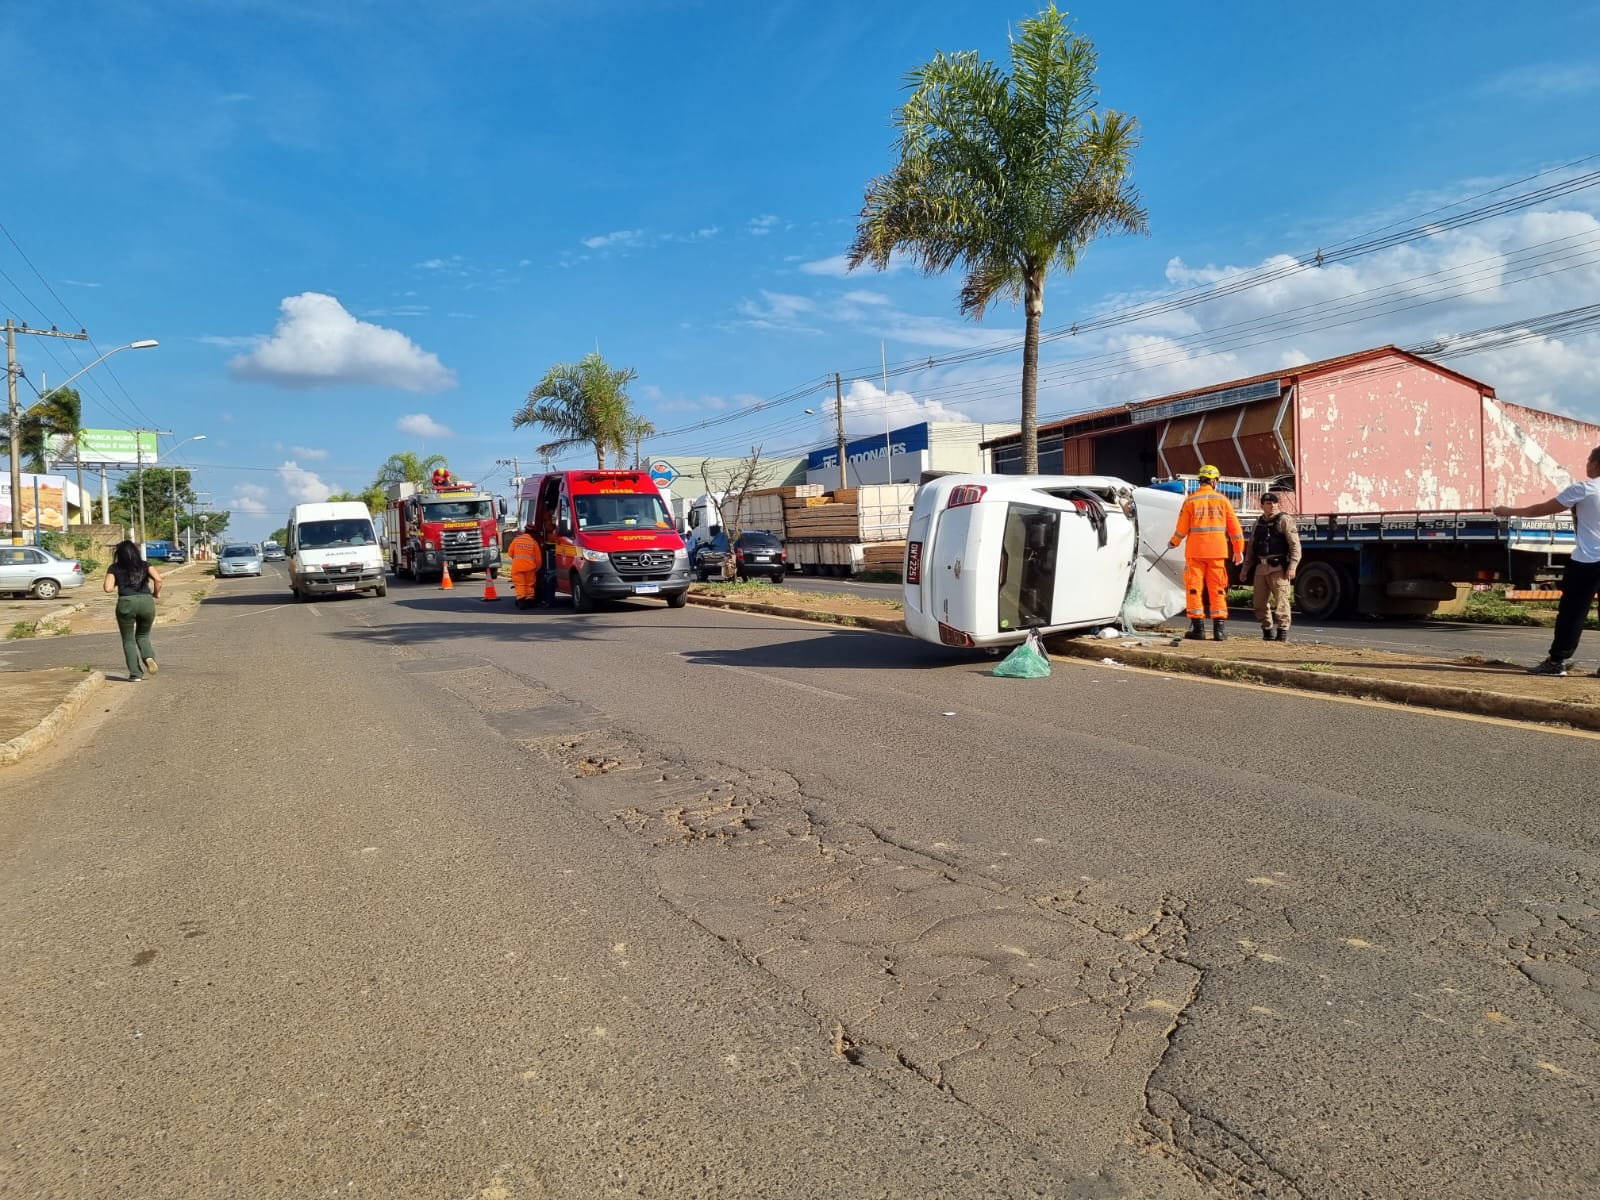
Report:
6,331,158,544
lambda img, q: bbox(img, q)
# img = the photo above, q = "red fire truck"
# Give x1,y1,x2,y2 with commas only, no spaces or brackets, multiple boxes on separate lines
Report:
385,479,504,581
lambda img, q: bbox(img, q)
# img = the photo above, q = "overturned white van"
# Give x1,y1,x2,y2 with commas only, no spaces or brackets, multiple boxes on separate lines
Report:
902,474,1188,649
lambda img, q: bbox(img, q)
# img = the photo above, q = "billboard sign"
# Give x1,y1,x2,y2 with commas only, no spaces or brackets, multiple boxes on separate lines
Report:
48,428,158,466
0,473,70,532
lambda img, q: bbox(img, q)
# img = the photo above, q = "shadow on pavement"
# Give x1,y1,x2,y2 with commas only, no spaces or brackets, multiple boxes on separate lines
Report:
679,632,954,671
199,591,301,607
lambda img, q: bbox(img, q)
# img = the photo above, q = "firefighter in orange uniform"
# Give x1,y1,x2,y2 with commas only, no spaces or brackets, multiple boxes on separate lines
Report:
1169,465,1245,641
509,522,543,609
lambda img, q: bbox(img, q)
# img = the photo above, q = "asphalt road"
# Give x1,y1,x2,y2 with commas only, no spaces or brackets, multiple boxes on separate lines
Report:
779,574,1564,664
3,566,1596,1198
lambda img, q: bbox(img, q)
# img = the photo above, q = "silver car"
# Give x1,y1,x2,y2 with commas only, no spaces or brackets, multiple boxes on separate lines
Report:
0,546,86,600
216,543,264,577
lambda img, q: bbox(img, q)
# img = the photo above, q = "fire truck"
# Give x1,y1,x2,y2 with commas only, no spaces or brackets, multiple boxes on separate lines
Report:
384,479,503,581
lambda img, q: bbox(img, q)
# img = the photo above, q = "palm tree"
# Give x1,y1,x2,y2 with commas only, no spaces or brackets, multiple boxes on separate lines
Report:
512,352,654,469
846,5,1147,472
373,451,448,489
11,386,89,525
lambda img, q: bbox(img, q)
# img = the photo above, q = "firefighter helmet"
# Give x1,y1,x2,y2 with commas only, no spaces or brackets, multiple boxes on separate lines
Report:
1197,464,1221,481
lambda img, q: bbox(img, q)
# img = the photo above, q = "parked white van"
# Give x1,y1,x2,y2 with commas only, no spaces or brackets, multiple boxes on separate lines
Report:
285,501,387,601
902,474,1187,649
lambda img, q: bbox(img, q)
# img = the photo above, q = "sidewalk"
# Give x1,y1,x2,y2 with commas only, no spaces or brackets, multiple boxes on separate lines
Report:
0,564,209,766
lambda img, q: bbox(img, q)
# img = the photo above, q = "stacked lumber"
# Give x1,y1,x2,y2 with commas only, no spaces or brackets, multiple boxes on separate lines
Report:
783,484,918,542
725,484,822,536
861,542,906,575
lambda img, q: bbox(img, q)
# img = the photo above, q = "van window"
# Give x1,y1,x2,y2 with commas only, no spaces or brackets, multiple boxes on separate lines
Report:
297,518,376,550
573,492,671,531
997,504,1059,630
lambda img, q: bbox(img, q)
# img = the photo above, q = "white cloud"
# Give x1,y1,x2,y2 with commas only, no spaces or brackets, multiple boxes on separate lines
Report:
734,290,819,333
582,229,645,250
227,292,457,391
841,379,968,432
362,304,429,318
290,445,328,460
231,482,270,516
801,252,909,277
62,279,101,288
397,412,453,437
747,214,781,236
199,334,263,348
278,460,332,504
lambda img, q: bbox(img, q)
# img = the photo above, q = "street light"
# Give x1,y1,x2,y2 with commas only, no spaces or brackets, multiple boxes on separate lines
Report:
165,435,206,550
7,338,159,544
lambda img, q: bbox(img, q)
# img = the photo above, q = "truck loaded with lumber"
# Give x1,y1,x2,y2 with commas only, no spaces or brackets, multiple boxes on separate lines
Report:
722,483,915,577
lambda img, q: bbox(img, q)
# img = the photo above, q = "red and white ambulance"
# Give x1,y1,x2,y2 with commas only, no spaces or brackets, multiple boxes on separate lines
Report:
516,470,691,610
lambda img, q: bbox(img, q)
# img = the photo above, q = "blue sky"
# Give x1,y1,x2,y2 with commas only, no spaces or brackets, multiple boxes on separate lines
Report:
3,1,1598,540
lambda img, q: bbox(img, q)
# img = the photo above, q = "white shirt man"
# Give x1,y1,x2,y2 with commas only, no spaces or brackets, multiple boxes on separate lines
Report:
1493,446,1600,676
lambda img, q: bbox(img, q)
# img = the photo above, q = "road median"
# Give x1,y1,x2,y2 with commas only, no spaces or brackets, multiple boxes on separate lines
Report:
688,585,1600,730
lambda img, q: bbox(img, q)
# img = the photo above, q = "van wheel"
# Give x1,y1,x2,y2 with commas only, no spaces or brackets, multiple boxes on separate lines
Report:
571,573,595,612
375,583,388,597
666,589,689,609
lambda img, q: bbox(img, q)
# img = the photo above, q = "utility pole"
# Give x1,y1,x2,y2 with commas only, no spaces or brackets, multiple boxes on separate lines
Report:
131,427,171,550
834,372,848,490
6,319,89,545
190,490,211,558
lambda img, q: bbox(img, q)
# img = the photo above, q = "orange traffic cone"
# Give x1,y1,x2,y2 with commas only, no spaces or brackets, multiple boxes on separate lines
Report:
440,562,454,590
482,574,499,602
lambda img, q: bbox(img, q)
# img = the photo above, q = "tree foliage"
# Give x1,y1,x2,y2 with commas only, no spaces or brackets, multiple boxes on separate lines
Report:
847,5,1146,471
512,352,654,470
700,447,782,542
373,451,449,489
113,467,198,541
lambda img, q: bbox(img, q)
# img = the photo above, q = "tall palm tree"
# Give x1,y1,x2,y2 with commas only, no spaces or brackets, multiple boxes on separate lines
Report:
373,451,448,489
512,352,653,470
847,5,1147,472
13,387,89,524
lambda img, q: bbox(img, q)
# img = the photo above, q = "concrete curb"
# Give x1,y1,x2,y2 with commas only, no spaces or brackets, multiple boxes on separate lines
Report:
687,591,908,635
1047,637,1600,732
31,603,86,634
0,672,108,767
686,592,1600,730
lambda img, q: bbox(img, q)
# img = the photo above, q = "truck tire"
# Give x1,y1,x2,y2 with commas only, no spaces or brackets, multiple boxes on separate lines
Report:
571,572,595,612
666,589,689,609
374,582,388,598
1296,561,1352,621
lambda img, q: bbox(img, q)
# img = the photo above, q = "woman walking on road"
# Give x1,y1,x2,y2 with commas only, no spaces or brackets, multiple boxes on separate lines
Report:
104,540,163,682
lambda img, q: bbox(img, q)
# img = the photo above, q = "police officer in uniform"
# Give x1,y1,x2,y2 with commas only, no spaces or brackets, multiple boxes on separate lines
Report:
1240,491,1302,641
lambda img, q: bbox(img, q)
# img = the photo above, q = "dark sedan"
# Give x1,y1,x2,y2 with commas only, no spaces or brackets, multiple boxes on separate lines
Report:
732,530,785,582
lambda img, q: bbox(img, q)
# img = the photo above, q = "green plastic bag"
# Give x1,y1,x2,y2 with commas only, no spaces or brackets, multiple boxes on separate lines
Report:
993,631,1051,678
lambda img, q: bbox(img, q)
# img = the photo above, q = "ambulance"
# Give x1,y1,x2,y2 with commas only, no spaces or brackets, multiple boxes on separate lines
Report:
515,470,692,610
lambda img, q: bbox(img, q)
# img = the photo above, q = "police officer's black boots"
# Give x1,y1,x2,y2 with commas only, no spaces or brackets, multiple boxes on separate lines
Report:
1212,618,1228,641
1262,625,1274,641
1274,627,1288,642
1185,619,1206,640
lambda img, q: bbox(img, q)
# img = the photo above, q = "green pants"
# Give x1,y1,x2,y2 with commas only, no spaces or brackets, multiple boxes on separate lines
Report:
115,594,157,678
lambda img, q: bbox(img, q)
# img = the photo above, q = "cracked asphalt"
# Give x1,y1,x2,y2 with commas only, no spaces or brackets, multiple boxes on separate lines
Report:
2,568,1595,1198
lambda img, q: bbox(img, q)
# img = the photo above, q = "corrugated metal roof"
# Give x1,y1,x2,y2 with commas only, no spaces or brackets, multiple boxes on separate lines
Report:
983,346,1498,448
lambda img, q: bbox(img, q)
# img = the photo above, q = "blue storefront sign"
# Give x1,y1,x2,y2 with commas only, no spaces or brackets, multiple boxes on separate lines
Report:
808,423,932,474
